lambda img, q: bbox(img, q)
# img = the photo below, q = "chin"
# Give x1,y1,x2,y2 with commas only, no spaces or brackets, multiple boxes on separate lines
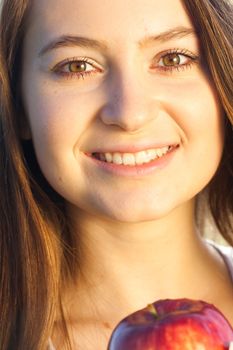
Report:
97,201,179,224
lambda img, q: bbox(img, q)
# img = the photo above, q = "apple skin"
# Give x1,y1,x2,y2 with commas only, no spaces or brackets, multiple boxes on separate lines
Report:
108,298,233,350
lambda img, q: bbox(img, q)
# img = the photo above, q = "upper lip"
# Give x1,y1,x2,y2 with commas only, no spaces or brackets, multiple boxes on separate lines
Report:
84,142,179,155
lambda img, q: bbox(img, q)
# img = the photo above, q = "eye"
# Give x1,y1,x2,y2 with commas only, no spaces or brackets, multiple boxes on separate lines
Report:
154,49,199,73
61,60,93,74
159,53,188,67
52,57,103,80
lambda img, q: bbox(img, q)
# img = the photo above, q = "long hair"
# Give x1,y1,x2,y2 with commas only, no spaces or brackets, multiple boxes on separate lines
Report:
183,0,233,245
0,2,68,349
0,0,232,349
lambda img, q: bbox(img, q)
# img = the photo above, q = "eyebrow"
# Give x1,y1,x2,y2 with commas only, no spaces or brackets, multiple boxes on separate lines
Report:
139,26,196,48
38,26,196,57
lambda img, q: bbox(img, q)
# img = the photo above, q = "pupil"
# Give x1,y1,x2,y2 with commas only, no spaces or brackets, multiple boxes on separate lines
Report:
69,61,86,72
163,54,180,66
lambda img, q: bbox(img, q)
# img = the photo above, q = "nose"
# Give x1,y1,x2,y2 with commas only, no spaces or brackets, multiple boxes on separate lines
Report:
100,71,159,133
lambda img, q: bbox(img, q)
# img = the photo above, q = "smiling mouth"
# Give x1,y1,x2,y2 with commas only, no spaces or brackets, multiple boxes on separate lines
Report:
90,145,178,166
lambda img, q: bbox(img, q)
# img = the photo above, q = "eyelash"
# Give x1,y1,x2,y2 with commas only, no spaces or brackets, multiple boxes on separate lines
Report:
52,49,199,80
154,48,199,73
52,57,101,80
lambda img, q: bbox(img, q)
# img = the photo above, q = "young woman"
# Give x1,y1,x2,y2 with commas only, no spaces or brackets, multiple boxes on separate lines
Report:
0,0,232,349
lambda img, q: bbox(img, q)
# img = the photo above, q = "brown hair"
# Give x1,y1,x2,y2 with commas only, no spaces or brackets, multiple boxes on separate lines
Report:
0,0,232,349
183,0,233,243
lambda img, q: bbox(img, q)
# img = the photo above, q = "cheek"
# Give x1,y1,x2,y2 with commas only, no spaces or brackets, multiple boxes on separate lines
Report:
155,75,224,196
161,77,224,149
22,80,101,149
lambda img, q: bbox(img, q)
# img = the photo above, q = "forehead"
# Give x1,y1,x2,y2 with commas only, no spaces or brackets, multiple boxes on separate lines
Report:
26,0,193,48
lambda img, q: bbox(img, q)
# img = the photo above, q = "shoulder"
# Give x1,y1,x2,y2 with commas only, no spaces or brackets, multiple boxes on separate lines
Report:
205,238,233,279
205,238,233,259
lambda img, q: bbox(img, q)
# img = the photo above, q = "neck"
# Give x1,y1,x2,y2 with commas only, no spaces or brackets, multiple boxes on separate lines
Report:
63,200,215,326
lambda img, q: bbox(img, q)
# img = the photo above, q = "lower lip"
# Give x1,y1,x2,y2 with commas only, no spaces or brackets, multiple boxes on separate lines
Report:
84,146,178,177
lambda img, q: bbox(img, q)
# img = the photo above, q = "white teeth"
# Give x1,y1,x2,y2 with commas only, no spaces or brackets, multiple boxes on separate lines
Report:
156,149,163,158
105,153,113,162
93,146,172,165
113,153,123,165
147,149,156,158
135,151,148,165
123,153,136,166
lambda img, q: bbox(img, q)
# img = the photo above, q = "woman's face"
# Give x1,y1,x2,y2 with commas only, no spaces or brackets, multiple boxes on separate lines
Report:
21,0,224,222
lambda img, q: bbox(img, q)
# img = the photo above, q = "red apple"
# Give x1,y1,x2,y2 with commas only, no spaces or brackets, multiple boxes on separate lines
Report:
108,298,233,350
